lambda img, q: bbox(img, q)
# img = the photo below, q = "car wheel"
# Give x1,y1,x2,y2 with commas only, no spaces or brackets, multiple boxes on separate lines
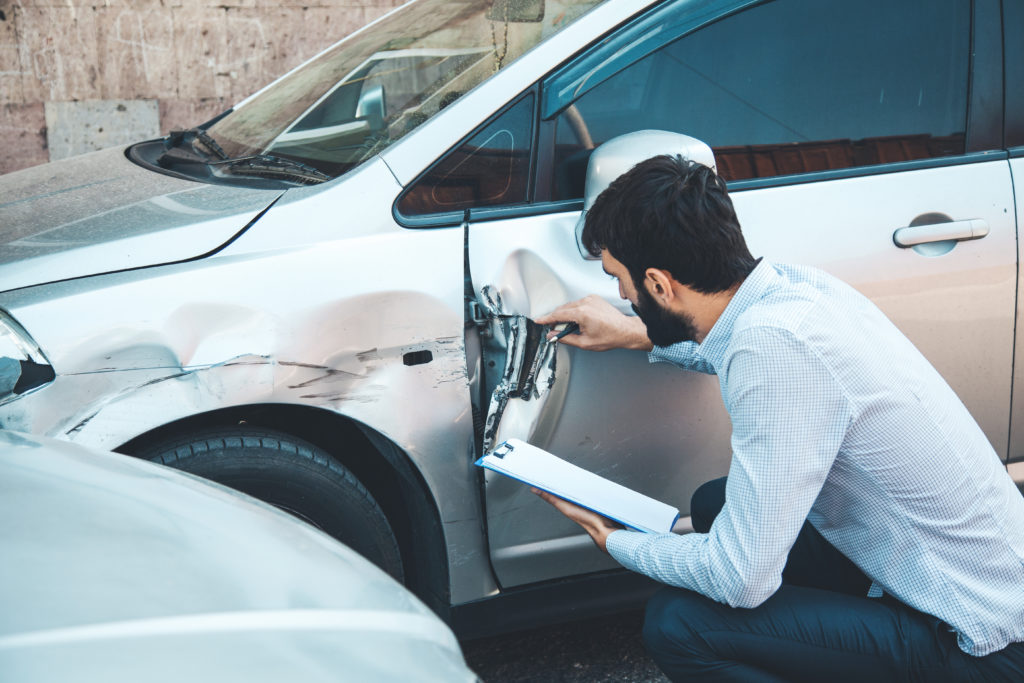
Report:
137,427,404,582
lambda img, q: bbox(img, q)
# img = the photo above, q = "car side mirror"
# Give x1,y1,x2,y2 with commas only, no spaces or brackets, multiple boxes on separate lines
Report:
356,84,386,132
574,130,717,260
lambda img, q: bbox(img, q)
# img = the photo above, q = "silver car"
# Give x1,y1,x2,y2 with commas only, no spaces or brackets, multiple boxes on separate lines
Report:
0,0,1021,634
0,430,476,682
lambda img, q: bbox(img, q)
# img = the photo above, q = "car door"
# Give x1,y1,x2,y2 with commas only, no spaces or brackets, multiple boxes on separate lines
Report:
404,0,1015,589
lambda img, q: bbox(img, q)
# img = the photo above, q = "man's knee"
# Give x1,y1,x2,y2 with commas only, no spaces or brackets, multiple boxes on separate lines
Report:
690,477,727,533
642,587,677,656
642,587,714,660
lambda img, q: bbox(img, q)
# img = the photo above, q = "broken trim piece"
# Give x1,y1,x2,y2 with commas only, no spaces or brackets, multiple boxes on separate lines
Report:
481,314,560,453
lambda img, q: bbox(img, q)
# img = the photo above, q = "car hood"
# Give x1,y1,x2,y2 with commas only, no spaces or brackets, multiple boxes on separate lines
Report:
0,146,282,293
0,431,474,682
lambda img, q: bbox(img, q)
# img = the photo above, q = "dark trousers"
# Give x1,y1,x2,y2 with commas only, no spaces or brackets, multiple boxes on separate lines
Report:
642,477,1024,682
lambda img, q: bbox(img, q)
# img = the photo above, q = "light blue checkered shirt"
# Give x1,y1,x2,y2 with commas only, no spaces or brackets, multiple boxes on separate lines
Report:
606,260,1024,656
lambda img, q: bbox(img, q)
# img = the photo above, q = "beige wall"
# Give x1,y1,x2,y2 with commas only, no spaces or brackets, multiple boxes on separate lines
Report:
0,0,400,174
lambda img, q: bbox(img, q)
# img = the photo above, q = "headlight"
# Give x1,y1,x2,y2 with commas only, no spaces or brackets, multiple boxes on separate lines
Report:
0,310,55,404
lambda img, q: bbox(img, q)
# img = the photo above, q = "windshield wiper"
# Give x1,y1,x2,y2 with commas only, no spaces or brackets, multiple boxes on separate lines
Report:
158,128,329,186
162,127,229,162
209,154,331,185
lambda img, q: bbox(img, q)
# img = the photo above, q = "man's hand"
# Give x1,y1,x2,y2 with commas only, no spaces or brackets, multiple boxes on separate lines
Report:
533,488,624,553
536,295,653,352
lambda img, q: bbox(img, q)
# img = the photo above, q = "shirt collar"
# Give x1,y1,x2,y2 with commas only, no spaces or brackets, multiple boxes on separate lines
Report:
697,258,777,371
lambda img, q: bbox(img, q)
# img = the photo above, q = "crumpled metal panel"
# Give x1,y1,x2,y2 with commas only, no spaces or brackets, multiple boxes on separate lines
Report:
477,284,568,453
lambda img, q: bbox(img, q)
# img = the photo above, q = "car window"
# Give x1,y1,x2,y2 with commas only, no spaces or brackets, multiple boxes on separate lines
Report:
201,0,599,182
397,93,536,217
548,0,970,199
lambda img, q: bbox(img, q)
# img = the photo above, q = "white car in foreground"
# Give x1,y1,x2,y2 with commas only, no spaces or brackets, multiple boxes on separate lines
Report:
0,431,476,682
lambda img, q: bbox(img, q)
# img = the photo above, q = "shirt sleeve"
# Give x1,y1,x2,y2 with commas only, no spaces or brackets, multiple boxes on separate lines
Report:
648,341,717,375
607,326,852,608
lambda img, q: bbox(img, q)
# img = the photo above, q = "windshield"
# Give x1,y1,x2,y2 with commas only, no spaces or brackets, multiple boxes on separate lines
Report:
204,0,602,181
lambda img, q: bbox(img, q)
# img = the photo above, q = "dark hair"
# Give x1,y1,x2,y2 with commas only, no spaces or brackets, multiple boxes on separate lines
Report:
582,155,757,294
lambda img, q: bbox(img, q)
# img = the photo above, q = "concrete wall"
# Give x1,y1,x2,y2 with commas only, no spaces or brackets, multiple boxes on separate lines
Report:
0,0,400,175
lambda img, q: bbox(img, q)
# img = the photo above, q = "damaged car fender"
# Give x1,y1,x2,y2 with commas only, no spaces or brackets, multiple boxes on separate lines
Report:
0,158,494,605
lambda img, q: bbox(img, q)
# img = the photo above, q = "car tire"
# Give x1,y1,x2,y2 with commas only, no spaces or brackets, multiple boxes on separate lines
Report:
138,427,404,582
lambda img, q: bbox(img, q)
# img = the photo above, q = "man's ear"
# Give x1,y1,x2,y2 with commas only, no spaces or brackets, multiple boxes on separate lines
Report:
644,268,675,303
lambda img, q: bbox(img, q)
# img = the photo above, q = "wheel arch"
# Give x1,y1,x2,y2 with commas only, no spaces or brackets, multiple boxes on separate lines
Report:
116,403,451,618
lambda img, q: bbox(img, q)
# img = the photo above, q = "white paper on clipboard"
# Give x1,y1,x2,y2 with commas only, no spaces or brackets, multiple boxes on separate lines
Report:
475,438,679,534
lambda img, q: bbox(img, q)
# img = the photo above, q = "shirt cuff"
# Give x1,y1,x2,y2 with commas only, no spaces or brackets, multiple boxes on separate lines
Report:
647,347,673,364
605,529,649,573
647,341,702,366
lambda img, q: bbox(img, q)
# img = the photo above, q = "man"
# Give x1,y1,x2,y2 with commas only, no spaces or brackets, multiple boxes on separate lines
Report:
535,155,1024,681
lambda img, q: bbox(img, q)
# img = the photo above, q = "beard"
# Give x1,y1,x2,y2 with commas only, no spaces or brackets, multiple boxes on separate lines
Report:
632,285,699,347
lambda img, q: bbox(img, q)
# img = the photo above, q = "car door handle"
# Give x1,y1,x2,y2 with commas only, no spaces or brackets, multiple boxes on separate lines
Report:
892,219,989,247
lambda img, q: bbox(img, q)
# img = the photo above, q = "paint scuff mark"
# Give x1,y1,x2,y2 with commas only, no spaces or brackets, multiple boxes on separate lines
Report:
57,354,272,438
356,348,381,363
279,361,329,370
136,371,192,389
65,410,100,436
287,367,364,389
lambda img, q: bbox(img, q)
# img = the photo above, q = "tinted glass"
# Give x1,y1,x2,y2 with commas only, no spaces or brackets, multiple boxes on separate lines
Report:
399,93,535,216
551,0,970,197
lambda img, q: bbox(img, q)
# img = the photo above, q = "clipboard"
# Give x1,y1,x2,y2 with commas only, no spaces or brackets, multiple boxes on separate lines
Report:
475,438,679,534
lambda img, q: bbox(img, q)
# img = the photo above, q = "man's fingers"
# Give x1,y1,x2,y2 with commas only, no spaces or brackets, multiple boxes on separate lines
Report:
534,488,602,525
537,295,651,352
536,308,577,326
532,488,622,554
547,330,587,347
533,488,560,505
536,297,594,326
534,487,573,512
